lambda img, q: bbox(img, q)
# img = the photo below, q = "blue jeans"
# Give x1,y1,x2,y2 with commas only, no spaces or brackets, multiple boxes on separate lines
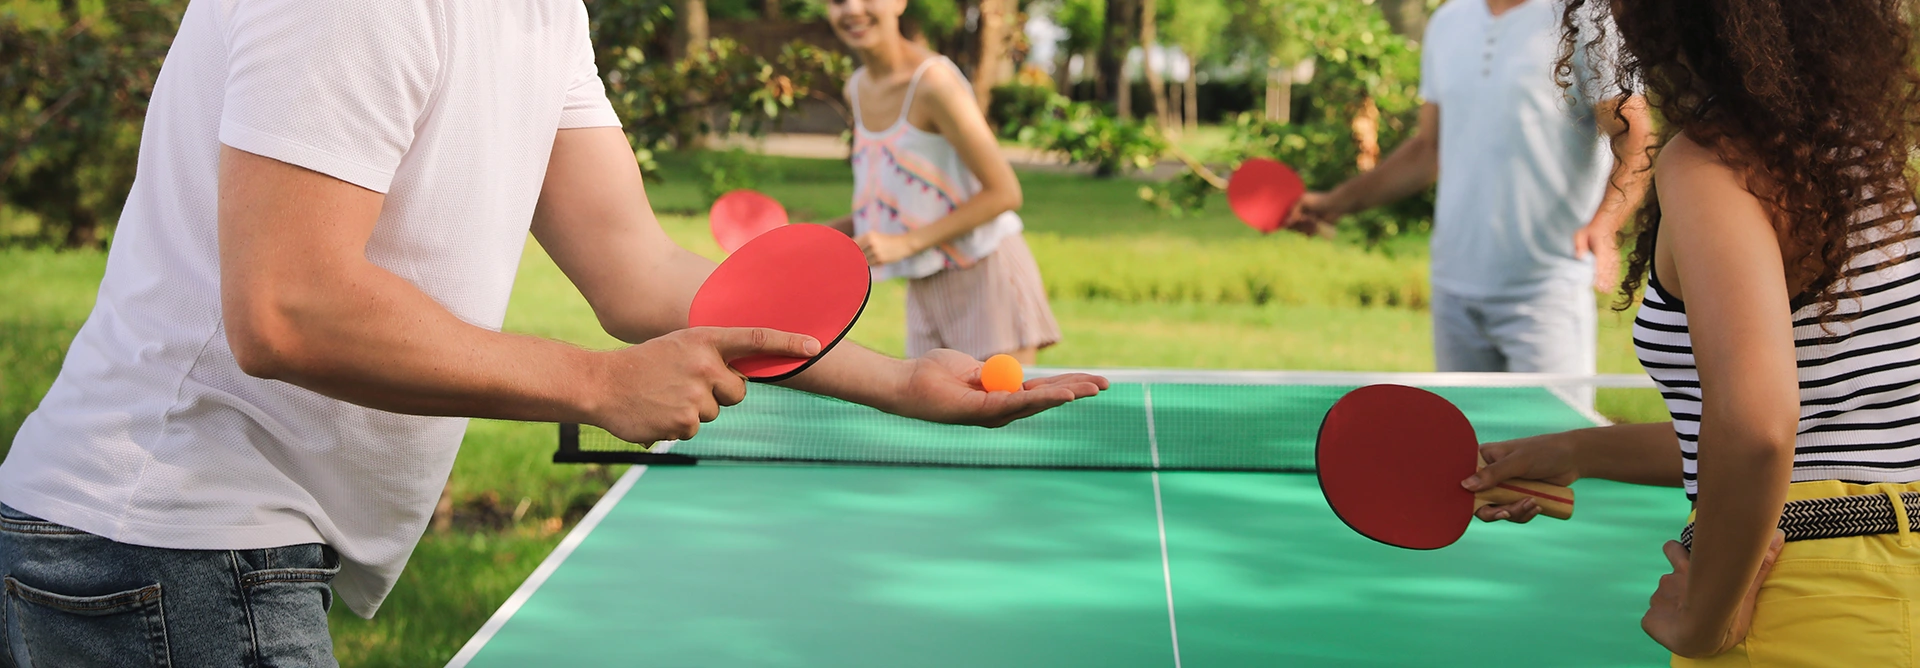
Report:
0,503,339,667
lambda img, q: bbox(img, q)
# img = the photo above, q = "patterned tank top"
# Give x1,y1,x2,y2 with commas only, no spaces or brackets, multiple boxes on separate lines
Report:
849,56,1021,281
1634,197,1920,500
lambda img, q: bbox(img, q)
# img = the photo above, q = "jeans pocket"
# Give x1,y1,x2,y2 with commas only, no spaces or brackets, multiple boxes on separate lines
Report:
2,577,168,668
240,567,338,667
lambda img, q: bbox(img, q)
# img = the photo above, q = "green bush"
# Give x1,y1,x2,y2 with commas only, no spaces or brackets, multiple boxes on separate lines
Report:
1027,232,1429,310
1017,99,1165,178
987,83,1064,138
694,148,781,206
585,1,852,177
2,0,186,248
1229,113,1435,245
1155,0,1430,247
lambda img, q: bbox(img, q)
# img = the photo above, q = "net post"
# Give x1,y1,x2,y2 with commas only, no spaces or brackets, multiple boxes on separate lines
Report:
552,423,698,465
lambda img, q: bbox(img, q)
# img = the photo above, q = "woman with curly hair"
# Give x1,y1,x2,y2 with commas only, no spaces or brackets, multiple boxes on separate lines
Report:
1465,0,1920,663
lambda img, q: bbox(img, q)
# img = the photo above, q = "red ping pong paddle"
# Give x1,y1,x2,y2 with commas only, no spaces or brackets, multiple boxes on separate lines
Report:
1316,384,1575,550
1226,158,1306,234
688,223,870,381
710,190,791,254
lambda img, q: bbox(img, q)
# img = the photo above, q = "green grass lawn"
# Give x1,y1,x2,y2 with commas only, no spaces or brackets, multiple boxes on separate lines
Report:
0,153,1667,666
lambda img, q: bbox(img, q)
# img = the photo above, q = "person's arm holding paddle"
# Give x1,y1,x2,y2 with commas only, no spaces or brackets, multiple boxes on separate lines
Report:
1466,138,1793,657
534,127,1106,429
1285,103,1440,236
850,65,1021,266
217,145,818,446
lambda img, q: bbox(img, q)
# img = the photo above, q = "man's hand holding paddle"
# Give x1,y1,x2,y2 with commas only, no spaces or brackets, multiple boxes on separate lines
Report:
589,327,821,443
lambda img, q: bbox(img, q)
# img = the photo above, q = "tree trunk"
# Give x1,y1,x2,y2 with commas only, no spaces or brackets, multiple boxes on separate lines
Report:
1097,0,1135,109
1352,96,1382,171
61,207,98,249
1166,74,1181,135
675,0,709,58
764,0,780,20
1117,61,1132,119
432,484,454,533
1377,0,1430,40
1139,0,1167,128
1184,59,1199,132
973,0,1013,111
1008,9,1031,74
1056,51,1075,97
1265,67,1292,123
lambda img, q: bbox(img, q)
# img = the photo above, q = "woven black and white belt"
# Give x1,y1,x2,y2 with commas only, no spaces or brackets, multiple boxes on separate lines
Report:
1680,491,1920,550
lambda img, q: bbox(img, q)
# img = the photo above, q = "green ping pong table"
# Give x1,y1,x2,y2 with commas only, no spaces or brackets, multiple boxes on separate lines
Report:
448,369,1684,667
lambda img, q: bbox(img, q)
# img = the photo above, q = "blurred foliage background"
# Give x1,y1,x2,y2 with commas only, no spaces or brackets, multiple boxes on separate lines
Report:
3,0,1441,249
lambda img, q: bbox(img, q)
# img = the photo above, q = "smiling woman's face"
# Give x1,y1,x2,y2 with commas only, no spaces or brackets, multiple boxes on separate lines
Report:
827,0,907,51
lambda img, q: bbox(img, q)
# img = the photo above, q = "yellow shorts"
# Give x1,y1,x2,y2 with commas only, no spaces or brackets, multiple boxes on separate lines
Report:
1676,480,1920,667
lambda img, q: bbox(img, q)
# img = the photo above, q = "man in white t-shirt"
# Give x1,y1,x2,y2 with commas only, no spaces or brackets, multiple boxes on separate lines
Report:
0,1,1105,664
1289,0,1652,395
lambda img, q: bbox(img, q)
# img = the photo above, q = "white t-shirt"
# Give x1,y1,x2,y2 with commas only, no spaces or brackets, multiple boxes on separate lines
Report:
0,0,618,617
1420,0,1632,299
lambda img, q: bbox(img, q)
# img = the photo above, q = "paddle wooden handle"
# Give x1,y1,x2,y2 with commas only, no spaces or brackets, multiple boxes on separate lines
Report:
1472,455,1574,520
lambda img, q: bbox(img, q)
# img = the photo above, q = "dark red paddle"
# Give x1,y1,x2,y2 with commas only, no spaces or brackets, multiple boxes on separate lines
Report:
710,190,790,254
1316,384,1575,550
688,224,870,381
1226,158,1306,234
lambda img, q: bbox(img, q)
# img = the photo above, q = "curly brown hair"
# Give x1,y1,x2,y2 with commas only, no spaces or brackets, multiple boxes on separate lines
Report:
1559,0,1920,320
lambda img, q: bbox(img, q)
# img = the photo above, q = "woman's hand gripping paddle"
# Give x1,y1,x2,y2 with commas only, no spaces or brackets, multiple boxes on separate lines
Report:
710,189,790,254
689,224,870,381
1316,384,1575,549
1226,158,1306,234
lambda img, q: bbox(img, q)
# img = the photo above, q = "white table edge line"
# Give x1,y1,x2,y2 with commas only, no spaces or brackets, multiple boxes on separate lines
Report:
1548,384,1615,428
445,464,651,667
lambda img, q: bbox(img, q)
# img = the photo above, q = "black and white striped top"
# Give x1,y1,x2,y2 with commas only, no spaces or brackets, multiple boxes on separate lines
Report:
1634,206,1920,500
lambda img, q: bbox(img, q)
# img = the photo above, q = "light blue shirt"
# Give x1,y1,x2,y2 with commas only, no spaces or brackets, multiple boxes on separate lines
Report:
1420,0,1630,299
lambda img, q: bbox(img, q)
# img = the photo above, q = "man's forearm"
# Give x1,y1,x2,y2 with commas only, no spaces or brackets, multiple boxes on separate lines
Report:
1588,98,1657,234
228,259,608,427
1328,136,1439,215
775,342,914,415
1588,137,1654,234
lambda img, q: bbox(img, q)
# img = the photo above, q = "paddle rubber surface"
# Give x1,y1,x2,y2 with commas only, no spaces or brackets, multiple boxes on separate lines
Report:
688,224,870,381
1317,385,1480,550
1226,158,1306,234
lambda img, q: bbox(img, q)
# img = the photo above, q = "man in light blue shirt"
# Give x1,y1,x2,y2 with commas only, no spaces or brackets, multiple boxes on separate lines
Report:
1292,0,1652,388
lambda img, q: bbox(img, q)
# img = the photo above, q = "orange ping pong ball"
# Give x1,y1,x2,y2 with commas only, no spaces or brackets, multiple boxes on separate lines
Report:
981,354,1024,393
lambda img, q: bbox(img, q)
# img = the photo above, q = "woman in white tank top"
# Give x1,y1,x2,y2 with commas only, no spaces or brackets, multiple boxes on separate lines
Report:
823,0,1061,364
